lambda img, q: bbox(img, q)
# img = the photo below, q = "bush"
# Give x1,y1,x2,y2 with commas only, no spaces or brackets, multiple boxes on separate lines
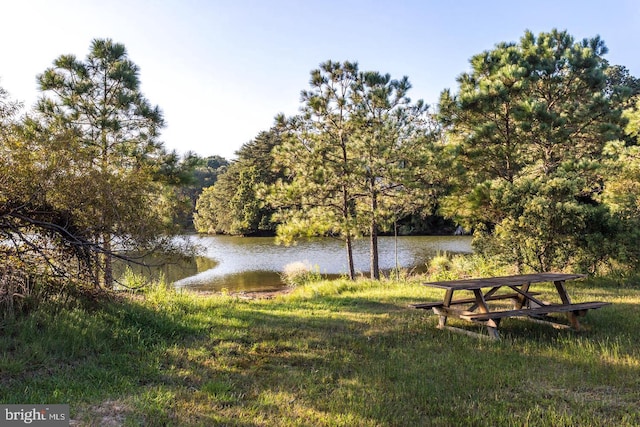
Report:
426,253,515,281
427,253,452,276
280,261,322,287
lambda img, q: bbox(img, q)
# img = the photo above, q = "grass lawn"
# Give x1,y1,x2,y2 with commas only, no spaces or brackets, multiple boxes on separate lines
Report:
1,275,639,426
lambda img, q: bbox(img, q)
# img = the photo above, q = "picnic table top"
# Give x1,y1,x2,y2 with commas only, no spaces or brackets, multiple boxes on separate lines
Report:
423,272,587,291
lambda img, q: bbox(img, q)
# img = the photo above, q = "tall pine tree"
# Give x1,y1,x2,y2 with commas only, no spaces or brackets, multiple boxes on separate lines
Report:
268,61,437,279
439,29,630,272
36,39,167,288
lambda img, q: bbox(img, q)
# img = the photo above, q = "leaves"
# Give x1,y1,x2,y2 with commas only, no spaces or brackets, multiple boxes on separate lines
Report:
26,38,171,287
264,61,442,279
194,129,282,235
440,29,632,272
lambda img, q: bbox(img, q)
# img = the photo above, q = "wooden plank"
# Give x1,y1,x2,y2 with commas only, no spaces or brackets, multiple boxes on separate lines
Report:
433,306,477,318
410,302,444,309
514,281,530,310
486,324,501,340
439,288,455,328
554,280,573,305
464,302,610,321
461,302,610,321
468,286,500,312
507,285,547,308
553,280,580,329
423,272,587,291
443,288,454,306
473,289,500,337
473,288,490,313
410,292,542,310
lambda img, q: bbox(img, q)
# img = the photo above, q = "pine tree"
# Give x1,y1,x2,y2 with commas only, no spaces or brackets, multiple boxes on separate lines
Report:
268,61,437,279
439,29,630,272
36,39,166,288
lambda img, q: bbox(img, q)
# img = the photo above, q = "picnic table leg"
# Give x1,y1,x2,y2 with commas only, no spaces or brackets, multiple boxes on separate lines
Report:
514,282,531,309
468,286,500,312
473,289,500,340
554,280,582,330
438,289,454,328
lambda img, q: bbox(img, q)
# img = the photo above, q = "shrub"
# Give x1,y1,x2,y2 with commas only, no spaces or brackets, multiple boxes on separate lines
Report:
280,261,322,287
428,253,452,275
426,253,515,282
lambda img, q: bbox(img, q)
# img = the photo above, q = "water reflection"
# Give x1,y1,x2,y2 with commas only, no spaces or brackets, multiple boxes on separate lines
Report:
156,235,473,292
114,253,219,285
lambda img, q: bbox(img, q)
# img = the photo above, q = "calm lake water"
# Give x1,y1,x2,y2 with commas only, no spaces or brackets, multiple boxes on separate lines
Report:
128,235,472,293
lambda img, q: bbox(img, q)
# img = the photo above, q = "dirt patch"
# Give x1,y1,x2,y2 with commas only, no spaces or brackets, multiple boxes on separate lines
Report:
70,400,132,426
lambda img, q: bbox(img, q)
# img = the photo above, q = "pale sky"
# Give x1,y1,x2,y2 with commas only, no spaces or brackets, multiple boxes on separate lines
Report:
2,0,639,160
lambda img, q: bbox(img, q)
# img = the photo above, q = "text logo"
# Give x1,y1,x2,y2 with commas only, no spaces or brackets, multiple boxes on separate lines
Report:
0,405,69,426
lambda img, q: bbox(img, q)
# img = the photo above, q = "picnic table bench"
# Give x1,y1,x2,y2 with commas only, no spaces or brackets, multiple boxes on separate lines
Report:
412,273,610,340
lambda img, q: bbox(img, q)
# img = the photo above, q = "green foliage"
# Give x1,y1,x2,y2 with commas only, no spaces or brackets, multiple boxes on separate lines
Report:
193,185,220,234
2,39,195,306
267,61,441,279
0,265,65,322
439,29,633,272
194,130,282,235
173,154,229,230
596,100,640,268
32,38,173,288
114,267,171,295
464,169,620,273
426,252,515,281
0,86,92,313
622,96,640,140
427,252,452,275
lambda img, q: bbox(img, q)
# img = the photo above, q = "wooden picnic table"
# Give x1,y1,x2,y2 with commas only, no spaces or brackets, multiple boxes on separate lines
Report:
413,273,610,340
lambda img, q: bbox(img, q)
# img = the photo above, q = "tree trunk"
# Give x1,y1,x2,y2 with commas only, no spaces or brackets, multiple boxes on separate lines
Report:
102,234,113,289
370,227,379,280
342,179,356,280
345,233,356,280
394,219,399,280
370,184,380,280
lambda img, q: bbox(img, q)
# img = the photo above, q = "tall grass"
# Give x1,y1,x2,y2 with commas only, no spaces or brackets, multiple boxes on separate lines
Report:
1,271,638,426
